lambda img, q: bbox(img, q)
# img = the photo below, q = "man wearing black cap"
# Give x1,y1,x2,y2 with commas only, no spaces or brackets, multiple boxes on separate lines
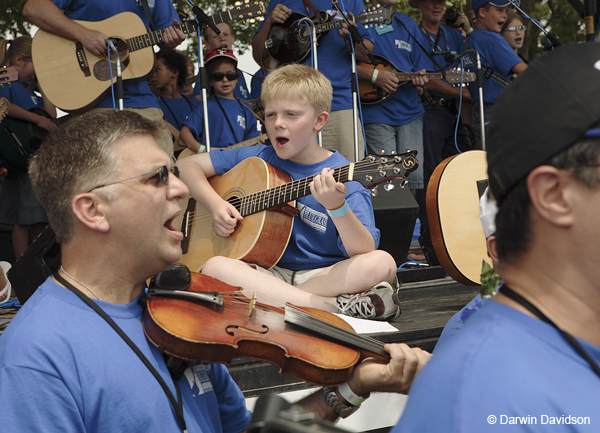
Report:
464,0,527,146
391,42,600,432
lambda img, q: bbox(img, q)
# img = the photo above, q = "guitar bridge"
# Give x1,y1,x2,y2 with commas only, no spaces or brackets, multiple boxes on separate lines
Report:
75,42,91,77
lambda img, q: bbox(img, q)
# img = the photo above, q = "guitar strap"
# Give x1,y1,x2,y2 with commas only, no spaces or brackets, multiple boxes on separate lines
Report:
464,36,511,88
214,95,248,143
395,18,445,77
158,96,195,130
139,0,157,32
302,0,324,19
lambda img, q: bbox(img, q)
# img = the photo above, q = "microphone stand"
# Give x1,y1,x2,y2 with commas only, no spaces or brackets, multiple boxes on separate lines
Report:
299,16,323,147
331,0,372,162
508,0,562,49
443,49,485,149
186,0,221,152
108,39,123,111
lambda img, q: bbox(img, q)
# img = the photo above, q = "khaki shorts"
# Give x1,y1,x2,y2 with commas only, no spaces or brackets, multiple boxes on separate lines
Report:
252,264,327,286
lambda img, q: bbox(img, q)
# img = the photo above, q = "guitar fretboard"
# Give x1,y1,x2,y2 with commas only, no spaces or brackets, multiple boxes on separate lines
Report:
237,164,354,217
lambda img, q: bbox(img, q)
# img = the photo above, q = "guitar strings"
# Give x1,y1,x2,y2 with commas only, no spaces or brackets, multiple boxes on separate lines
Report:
181,156,413,228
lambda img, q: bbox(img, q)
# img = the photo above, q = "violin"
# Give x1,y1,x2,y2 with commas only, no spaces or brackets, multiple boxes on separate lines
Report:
142,264,391,386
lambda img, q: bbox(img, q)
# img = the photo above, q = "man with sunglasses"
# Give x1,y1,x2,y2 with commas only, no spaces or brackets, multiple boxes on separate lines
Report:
0,109,429,432
181,47,260,152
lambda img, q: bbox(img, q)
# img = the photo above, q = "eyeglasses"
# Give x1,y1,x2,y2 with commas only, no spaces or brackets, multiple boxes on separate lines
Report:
88,165,180,192
506,25,526,31
209,72,239,82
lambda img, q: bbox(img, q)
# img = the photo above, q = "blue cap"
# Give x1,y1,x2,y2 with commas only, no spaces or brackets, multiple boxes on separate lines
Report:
471,0,512,11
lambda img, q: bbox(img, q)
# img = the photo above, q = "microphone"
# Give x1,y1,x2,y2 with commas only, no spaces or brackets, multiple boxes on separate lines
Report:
185,0,221,36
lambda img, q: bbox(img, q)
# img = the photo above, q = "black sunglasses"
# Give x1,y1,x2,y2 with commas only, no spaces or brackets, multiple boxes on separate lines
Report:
209,72,239,82
88,165,180,192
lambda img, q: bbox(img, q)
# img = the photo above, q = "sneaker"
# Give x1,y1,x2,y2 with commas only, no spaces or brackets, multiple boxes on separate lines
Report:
336,282,401,321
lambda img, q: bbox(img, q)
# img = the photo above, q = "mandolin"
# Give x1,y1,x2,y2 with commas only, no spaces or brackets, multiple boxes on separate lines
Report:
358,55,476,105
265,8,394,64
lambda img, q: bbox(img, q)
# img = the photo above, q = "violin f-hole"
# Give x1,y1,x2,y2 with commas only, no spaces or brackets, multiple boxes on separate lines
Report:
226,324,269,336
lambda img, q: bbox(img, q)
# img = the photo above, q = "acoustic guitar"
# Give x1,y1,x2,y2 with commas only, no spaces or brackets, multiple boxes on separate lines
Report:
426,150,491,286
177,152,418,271
31,1,267,112
265,8,394,64
358,54,476,105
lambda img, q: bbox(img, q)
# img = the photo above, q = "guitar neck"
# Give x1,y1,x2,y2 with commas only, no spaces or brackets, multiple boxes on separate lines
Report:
125,8,237,51
53,114,73,127
236,163,354,217
126,21,197,52
395,72,443,81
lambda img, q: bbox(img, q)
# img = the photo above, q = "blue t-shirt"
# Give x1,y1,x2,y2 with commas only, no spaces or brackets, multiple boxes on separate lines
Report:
183,96,259,148
394,300,600,432
463,29,522,104
255,0,369,112
0,277,252,433
158,95,199,130
250,67,270,101
51,0,179,109
0,80,44,110
361,14,429,126
192,68,250,100
419,24,466,100
210,145,380,270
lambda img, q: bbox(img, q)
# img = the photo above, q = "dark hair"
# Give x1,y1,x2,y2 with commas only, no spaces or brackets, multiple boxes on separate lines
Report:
495,138,600,264
155,50,188,90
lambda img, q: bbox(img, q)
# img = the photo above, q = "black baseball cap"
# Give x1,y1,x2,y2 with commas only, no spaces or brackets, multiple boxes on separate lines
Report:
487,43,600,205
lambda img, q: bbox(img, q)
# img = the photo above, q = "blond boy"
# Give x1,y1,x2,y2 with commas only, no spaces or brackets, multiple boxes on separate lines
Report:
177,64,400,320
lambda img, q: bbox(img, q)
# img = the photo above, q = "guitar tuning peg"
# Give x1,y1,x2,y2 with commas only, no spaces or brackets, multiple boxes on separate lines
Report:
384,182,395,192
371,186,379,197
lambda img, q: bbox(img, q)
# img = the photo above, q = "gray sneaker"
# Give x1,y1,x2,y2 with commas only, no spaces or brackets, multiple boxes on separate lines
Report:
336,282,401,321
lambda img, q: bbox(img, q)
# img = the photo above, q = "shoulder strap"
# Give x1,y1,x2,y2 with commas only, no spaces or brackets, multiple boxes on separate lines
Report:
53,272,187,431
139,0,156,32
395,17,445,76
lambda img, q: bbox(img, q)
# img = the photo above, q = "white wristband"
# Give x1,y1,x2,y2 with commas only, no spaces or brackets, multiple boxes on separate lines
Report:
337,382,368,407
371,68,379,85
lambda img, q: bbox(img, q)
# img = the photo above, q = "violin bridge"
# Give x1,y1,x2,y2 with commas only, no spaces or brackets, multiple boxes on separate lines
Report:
247,292,257,320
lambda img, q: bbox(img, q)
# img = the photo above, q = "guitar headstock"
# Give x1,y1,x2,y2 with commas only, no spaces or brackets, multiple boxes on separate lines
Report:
352,151,419,190
356,6,394,27
0,66,18,89
0,97,9,122
230,0,267,22
445,68,476,84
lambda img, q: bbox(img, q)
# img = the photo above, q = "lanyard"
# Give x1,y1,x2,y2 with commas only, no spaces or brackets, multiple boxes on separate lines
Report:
54,272,188,432
500,284,600,379
158,95,195,130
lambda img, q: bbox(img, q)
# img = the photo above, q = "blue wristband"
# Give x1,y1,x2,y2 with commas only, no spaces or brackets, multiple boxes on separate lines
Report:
327,200,349,218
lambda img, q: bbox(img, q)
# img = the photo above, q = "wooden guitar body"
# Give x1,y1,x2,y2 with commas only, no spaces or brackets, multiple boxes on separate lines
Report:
32,12,154,112
178,157,296,272
426,150,491,286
